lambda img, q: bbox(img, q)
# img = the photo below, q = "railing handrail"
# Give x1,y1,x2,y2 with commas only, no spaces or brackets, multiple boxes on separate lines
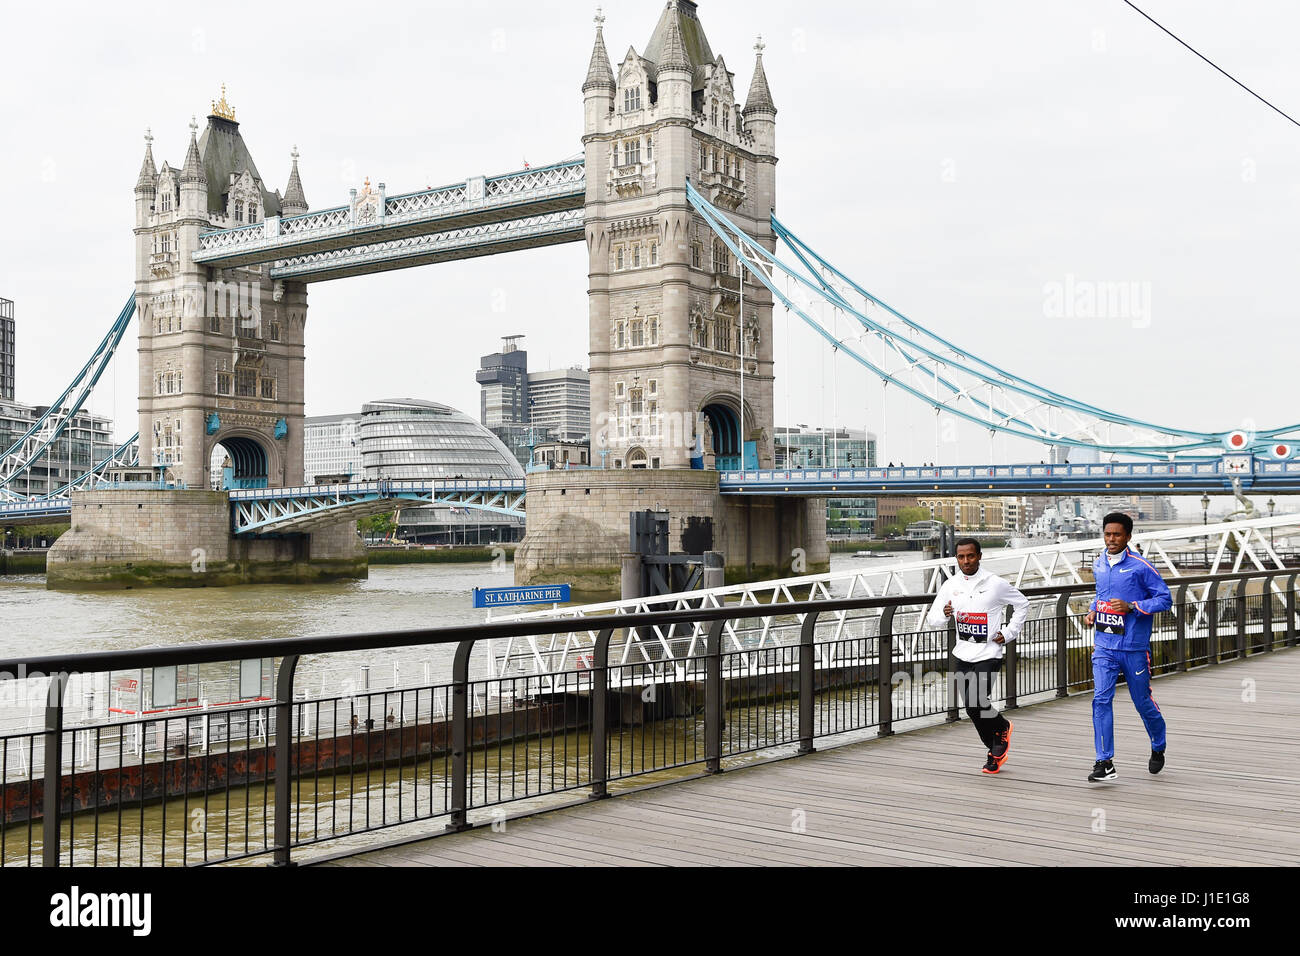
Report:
0,568,1278,677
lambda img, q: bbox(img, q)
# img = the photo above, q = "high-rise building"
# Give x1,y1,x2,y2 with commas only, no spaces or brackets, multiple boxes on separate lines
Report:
0,399,118,497
303,413,363,483
0,298,14,401
477,335,531,468
527,367,590,444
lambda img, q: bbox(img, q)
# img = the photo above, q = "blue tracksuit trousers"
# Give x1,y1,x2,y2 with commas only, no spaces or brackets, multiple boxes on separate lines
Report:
1091,646,1166,761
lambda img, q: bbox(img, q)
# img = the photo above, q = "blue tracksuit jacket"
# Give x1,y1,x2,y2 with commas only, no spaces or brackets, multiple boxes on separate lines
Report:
1090,548,1172,651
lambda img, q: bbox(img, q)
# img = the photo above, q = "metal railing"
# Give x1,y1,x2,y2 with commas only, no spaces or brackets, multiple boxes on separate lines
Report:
0,568,1293,867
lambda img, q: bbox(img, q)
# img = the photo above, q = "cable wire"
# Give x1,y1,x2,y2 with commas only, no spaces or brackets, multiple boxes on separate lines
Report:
1121,0,1300,129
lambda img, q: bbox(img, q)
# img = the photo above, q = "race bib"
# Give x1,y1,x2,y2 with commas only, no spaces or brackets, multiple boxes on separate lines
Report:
955,611,989,642
1095,606,1126,636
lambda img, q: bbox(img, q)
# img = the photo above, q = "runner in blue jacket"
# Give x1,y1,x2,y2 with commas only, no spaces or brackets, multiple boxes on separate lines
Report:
1085,512,1171,782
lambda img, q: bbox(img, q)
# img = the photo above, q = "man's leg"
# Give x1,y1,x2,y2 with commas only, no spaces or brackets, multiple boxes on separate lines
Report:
965,659,1008,750
1121,650,1167,752
955,660,997,750
1091,648,1120,761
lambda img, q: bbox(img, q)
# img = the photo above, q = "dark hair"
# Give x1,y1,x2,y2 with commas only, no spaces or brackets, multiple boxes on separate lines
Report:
954,537,982,555
1102,512,1133,534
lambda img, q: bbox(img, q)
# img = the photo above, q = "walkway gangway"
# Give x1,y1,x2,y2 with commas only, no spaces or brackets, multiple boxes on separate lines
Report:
486,514,1300,686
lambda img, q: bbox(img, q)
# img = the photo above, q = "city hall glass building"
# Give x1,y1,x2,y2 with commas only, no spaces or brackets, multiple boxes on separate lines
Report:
359,399,525,544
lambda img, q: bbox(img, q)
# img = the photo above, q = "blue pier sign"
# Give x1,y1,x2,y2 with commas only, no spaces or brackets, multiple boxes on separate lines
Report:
473,584,571,609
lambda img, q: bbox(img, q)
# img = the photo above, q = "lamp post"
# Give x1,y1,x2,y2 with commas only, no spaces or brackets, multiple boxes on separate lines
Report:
1200,494,1210,568
1268,498,1276,550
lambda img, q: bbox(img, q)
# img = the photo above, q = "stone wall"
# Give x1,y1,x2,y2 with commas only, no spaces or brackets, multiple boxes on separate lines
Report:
46,489,366,590
515,470,828,595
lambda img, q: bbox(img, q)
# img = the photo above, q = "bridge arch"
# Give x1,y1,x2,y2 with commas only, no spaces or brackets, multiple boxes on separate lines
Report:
208,432,276,490
700,399,742,471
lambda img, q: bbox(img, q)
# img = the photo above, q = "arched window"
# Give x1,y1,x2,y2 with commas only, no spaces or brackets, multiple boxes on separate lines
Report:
248,201,258,223
648,317,659,345
711,100,718,125
234,200,243,224
616,247,624,270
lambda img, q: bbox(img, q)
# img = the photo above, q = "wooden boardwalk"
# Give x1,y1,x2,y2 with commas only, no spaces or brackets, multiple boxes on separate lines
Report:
322,648,1300,866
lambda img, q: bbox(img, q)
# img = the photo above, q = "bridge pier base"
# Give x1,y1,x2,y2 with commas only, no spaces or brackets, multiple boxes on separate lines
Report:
514,471,828,596
45,489,367,590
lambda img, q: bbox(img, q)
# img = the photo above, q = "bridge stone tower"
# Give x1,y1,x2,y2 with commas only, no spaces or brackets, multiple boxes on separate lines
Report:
133,89,307,491
583,1,777,471
516,3,827,592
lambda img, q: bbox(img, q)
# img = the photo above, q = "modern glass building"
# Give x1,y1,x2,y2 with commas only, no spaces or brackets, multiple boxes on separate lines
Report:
527,367,590,444
776,426,878,535
0,298,13,402
0,399,117,497
359,399,525,544
303,413,363,483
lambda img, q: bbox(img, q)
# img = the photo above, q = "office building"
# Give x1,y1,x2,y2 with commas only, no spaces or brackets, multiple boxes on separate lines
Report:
303,413,363,483
0,298,13,401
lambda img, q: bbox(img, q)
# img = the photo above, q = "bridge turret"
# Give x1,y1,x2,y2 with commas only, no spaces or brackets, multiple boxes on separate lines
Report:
654,1,694,118
583,8,616,135
178,118,207,220
134,129,158,227
742,38,777,157
282,146,308,216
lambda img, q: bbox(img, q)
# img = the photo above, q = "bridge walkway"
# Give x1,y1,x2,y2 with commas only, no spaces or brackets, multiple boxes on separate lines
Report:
322,648,1298,867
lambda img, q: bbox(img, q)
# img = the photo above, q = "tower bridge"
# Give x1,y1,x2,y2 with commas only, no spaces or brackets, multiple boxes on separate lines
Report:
0,0,1296,589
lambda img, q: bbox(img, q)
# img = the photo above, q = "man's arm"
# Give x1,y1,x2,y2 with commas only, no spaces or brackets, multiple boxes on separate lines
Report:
1133,563,1173,616
924,577,953,629
998,578,1030,643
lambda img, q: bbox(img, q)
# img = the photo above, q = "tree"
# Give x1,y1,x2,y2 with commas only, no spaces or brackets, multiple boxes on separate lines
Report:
358,512,397,539
896,506,930,528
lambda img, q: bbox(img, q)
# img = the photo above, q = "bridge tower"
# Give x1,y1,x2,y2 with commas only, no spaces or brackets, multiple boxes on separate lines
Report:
516,3,824,592
583,1,777,471
133,88,307,491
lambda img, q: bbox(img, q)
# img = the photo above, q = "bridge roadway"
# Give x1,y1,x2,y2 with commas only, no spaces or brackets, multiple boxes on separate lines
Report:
6,454,1300,533
321,648,1298,867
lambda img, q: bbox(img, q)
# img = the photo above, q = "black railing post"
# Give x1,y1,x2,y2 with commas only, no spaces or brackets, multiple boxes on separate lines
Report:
1054,592,1071,698
589,627,615,799
1235,580,1248,660
1288,573,1299,648
704,618,726,773
1175,582,1189,673
1003,606,1018,710
798,611,820,754
1206,580,1221,665
447,640,473,830
42,672,67,868
271,655,300,867
877,606,894,737
1261,574,1275,653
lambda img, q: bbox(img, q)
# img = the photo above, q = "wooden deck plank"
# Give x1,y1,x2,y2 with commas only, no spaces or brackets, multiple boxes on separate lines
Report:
319,648,1300,867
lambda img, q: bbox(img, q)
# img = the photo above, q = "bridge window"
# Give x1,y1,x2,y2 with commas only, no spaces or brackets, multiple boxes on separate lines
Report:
616,247,624,270
216,372,232,396
691,243,702,269
633,245,641,268
723,109,730,132
260,377,276,400
615,322,626,349
623,86,641,112
160,189,172,212
248,203,258,224
235,368,257,398
210,315,222,334
270,322,281,341
648,318,659,346
698,142,707,171
234,200,243,224
645,137,653,161
630,320,644,348
649,241,658,265
711,100,718,126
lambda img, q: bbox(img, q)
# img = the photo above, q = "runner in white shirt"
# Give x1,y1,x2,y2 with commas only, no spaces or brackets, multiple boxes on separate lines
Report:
924,537,1030,774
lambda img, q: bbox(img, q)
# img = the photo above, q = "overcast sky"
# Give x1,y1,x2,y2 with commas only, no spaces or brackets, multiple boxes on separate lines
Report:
0,1,1296,512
